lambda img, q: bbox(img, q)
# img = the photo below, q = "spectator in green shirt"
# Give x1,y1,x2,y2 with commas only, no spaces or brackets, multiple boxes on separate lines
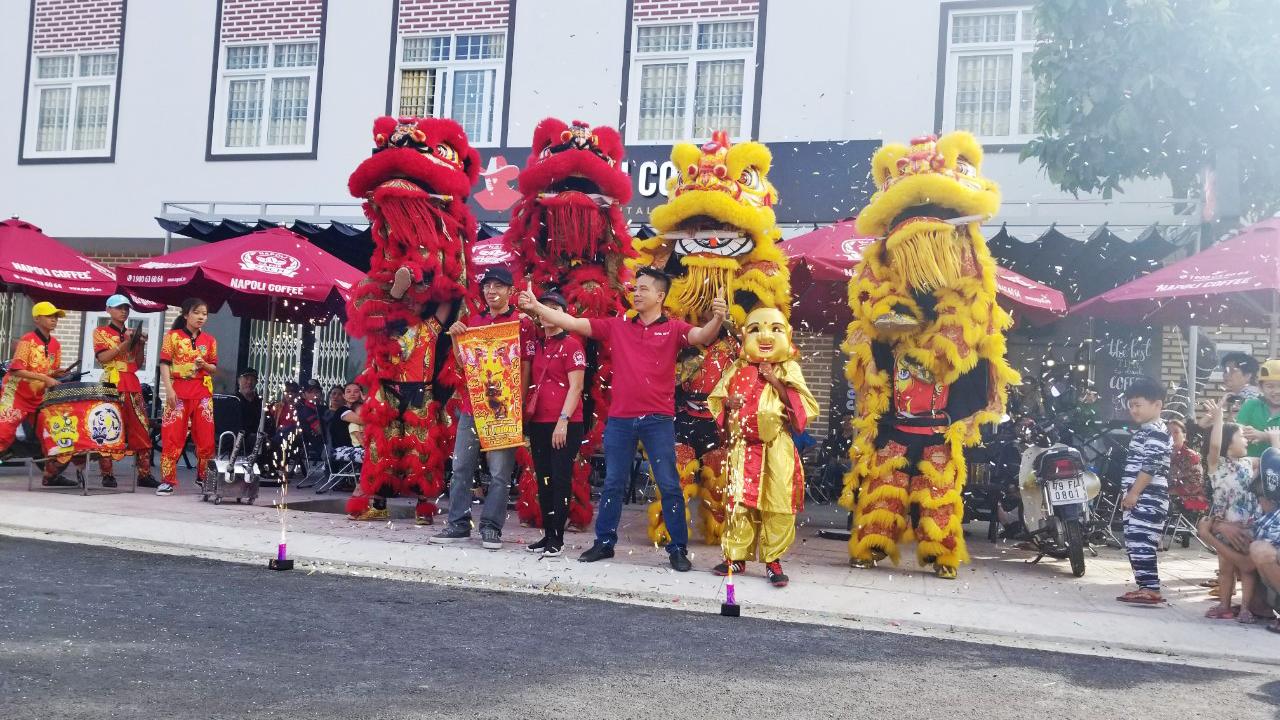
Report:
1236,359,1280,456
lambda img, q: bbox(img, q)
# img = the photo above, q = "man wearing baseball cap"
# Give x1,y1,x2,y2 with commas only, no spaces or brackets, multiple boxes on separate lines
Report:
0,301,78,485
432,265,535,549
92,294,154,488
1236,359,1280,456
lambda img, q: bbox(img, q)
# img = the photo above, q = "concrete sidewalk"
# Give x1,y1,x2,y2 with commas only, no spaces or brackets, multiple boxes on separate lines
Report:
1,463,1274,671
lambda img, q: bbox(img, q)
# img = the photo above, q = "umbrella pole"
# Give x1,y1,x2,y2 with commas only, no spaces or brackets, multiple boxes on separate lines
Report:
1271,292,1278,359
264,297,293,571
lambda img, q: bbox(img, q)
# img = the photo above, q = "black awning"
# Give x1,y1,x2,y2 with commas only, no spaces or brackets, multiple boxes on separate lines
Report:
986,223,1192,303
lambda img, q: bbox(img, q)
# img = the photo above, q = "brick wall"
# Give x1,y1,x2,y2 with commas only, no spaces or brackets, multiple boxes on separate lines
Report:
31,0,124,53
1162,324,1274,401
398,0,511,34
633,0,759,22
794,330,839,441
220,0,324,43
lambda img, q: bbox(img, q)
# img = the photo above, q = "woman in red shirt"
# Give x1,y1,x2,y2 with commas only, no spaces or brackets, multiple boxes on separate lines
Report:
158,298,217,496
525,290,586,557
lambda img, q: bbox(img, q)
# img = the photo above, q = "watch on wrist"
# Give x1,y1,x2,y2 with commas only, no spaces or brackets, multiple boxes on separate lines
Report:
558,413,570,421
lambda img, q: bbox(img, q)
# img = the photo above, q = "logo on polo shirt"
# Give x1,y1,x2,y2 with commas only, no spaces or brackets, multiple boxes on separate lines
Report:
526,341,536,355
572,350,585,366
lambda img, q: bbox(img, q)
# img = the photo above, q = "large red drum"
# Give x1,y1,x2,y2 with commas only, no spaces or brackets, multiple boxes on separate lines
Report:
37,382,127,459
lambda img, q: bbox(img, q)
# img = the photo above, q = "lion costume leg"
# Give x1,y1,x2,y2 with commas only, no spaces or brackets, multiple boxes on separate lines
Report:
850,435,913,566
910,439,968,578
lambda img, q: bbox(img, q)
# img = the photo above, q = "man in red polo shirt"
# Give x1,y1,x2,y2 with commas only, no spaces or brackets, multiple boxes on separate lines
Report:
517,266,726,571
432,265,535,550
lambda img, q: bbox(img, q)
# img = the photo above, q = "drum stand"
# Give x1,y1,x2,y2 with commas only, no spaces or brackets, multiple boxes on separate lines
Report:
26,451,138,496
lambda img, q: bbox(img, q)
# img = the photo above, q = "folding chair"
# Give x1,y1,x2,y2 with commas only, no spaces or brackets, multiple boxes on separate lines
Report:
314,440,359,494
295,437,329,488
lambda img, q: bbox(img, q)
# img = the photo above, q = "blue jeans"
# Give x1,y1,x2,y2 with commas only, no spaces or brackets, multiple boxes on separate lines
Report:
596,415,687,553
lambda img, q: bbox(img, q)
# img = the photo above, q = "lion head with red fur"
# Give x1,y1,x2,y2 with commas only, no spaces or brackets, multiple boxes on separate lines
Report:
505,117,634,317
348,116,481,305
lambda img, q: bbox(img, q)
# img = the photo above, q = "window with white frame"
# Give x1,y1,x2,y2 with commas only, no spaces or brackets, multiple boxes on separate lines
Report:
24,51,119,159
942,7,1038,143
392,32,506,146
212,40,320,154
627,19,756,143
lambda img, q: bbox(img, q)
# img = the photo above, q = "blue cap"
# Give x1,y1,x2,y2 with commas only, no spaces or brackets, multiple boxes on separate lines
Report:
105,294,132,309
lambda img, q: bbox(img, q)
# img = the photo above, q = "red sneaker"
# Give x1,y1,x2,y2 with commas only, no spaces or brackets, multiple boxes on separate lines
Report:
765,560,789,587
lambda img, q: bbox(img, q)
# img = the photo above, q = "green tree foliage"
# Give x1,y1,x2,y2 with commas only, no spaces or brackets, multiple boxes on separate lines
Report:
1023,0,1280,218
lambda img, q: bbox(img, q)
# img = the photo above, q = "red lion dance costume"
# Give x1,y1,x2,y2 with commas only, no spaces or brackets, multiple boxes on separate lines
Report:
344,117,481,523
506,118,635,531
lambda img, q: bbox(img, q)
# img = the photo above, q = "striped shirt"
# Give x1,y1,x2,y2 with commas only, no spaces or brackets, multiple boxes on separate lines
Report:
1254,507,1280,547
1122,419,1171,493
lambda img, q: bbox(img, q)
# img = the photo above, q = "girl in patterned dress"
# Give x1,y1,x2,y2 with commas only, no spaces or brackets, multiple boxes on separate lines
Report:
1201,399,1263,620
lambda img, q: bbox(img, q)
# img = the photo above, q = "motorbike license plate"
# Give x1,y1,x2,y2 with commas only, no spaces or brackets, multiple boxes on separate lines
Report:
1047,477,1088,506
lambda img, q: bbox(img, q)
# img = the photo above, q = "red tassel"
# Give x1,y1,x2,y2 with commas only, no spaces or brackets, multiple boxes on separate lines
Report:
542,193,607,262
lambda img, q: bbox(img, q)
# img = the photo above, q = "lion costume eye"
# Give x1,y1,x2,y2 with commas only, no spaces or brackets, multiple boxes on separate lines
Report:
738,167,763,191
434,143,459,164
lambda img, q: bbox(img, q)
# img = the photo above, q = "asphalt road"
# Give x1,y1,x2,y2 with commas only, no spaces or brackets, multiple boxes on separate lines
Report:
1,538,1276,720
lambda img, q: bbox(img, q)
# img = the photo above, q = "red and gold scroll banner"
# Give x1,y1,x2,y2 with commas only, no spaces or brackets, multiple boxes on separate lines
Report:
457,320,525,450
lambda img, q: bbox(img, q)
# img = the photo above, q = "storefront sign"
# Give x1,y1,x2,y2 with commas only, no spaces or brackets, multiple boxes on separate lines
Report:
469,140,879,225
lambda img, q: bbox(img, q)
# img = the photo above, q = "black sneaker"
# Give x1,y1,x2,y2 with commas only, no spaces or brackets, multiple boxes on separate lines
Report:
540,546,563,559
526,537,549,554
137,474,159,488
712,560,746,576
101,475,117,489
155,483,175,496
41,475,77,487
480,527,502,550
578,542,615,563
429,526,471,544
669,548,692,572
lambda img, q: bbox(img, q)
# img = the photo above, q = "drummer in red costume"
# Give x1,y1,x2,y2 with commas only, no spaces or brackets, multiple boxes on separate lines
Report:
157,298,217,496
93,294,155,488
0,301,79,486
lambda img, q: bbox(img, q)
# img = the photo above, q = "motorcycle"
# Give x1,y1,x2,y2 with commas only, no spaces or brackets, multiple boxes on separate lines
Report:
1015,417,1101,577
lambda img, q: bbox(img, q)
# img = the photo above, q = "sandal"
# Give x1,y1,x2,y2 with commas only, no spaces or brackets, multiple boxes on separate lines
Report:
1117,590,1166,605
1236,608,1264,625
1205,605,1238,619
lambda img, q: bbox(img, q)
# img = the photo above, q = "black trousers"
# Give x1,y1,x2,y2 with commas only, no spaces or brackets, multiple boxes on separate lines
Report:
528,421,584,546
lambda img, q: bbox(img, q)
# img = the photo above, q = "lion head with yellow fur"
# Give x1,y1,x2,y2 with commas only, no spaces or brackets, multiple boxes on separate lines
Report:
855,131,999,296
631,131,789,326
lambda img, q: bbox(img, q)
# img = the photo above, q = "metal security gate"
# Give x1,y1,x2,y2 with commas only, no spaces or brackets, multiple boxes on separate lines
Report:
310,318,350,390
246,318,304,398
245,317,350,397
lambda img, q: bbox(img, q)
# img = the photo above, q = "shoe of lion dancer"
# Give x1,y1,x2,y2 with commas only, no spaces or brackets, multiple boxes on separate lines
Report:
712,560,746,576
765,560,789,587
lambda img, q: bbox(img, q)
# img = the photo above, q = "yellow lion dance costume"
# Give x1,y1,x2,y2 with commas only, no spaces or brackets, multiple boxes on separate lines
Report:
631,131,790,546
841,132,1020,579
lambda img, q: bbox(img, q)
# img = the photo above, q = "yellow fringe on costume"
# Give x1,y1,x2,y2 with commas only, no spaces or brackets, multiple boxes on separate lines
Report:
668,256,738,323
885,222,966,293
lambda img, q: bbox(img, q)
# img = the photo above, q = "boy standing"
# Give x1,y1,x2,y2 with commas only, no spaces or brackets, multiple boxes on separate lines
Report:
93,295,154,488
1117,377,1173,606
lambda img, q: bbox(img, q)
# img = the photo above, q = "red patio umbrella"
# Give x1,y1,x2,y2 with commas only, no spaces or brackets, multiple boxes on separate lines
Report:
781,218,1068,332
1071,219,1280,354
0,218,162,312
117,228,363,323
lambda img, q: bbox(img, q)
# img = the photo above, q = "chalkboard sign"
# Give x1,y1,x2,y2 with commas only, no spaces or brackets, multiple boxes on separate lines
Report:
1092,322,1162,422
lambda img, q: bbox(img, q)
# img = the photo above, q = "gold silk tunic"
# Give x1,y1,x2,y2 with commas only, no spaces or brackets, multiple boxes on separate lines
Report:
708,358,819,514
